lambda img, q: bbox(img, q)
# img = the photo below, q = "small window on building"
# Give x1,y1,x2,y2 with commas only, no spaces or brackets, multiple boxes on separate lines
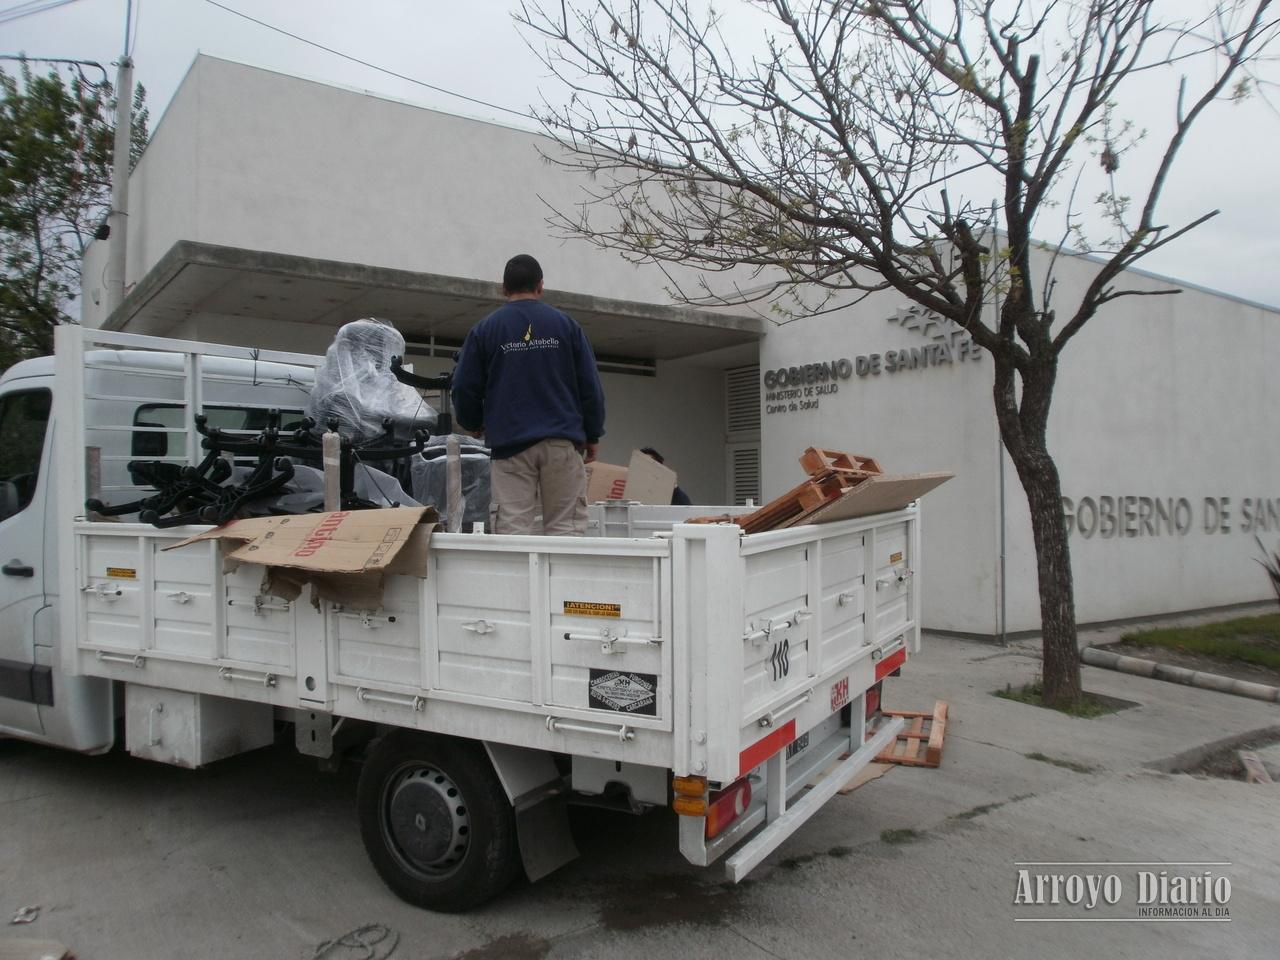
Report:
0,389,52,521
725,365,761,505
727,443,761,506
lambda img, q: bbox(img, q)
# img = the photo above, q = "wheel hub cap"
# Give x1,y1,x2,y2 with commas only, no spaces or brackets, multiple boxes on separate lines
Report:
385,766,470,873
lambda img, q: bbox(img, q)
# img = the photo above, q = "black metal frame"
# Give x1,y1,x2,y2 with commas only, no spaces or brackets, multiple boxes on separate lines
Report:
86,409,430,527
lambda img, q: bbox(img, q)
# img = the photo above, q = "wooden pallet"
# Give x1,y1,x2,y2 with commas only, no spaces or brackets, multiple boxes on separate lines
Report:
689,447,890,533
875,700,948,767
800,447,882,479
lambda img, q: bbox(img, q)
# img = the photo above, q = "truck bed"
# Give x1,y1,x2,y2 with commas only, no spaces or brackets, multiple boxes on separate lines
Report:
57,328,920,786
68,504,918,782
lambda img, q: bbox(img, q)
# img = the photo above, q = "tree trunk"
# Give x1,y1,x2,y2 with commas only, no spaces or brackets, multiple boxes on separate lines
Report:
1010,440,1082,706
991,348,1082,707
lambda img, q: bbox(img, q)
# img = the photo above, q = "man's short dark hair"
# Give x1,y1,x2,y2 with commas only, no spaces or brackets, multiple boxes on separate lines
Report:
640,447,664,464
503,254,543,294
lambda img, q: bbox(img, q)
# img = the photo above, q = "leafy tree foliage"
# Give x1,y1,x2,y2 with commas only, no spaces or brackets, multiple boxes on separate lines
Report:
0,62,148,371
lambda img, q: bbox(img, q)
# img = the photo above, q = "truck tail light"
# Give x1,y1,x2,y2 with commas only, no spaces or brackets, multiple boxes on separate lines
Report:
672,774,708,816
866,681,882,720
704,777,752,840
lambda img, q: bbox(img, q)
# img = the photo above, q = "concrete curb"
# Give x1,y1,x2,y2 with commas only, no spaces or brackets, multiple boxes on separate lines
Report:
1082,646,1280,703
1144,724,1280,773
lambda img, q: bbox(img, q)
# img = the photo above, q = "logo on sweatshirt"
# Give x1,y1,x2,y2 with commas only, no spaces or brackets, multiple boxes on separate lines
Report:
501,326,561,354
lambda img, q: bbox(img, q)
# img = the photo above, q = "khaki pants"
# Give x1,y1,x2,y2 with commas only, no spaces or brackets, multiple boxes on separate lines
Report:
489,438,588,536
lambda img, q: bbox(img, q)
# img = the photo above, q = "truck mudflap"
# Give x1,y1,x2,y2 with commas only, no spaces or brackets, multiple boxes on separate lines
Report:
678,711,905,880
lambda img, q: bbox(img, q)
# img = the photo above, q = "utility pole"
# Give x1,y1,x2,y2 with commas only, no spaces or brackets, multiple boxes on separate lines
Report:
104,0,134,317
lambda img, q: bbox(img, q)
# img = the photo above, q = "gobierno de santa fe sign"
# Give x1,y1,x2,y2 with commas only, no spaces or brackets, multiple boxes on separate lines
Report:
763,305,982,415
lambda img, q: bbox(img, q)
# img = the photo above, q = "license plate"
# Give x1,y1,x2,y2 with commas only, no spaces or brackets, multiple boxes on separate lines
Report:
785,732,810,760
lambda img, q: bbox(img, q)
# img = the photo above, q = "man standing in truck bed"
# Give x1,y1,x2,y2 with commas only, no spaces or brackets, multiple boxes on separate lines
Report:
452,254,606,535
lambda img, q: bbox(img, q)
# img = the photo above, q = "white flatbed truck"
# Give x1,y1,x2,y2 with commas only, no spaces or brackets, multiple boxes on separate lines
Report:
0,325,920,911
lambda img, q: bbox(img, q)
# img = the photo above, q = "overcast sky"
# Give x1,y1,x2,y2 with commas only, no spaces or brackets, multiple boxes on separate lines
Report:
5,0,1278,309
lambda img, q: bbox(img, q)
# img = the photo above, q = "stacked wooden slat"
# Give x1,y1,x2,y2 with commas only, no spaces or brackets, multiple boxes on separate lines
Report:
875,700,949,768
691,446,882,534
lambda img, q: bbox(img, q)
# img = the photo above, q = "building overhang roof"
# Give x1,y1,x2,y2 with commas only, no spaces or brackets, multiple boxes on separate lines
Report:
103,241,766,361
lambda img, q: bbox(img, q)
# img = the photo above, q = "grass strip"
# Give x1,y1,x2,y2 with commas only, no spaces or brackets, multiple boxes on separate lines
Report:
1118,614,1280,670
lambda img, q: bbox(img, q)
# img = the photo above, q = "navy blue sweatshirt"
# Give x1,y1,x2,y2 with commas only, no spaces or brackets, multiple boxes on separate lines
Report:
451,299,606,459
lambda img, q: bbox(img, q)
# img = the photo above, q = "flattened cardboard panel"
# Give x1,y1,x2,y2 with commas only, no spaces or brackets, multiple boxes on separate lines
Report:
623,449,677,505
166,507,436,609
585,451,677,505
168,507,435,575
787,473,954,526
585,462,629,502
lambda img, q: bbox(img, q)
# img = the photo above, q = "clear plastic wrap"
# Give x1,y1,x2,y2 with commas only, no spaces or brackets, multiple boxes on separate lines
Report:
306,318,437,442
410,434,491,530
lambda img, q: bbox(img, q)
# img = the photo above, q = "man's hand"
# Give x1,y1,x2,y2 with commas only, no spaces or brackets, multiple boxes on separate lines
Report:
584,442,599,464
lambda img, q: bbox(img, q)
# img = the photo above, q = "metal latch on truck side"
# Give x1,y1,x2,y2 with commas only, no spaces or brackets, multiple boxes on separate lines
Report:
227,595,291,615
357,687,426,712
744,608,812,645
96,650,145,668
757,689,812,728
545,715,635,742
875,567,913,590
219,666,277,687
81,582,122,601
563,626,662,655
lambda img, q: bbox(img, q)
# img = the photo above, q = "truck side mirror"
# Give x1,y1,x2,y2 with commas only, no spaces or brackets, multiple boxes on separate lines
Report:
0,480,19,522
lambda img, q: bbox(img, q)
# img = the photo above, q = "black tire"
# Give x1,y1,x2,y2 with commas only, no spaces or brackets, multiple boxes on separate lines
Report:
356,730,520,912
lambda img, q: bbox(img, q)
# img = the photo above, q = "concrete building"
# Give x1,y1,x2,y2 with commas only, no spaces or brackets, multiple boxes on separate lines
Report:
83,54,1280,637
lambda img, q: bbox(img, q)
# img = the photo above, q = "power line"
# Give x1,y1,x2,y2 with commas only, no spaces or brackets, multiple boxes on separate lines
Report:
128,0,142,58
0,53,109,84
200,0,535,124
0,0,87,26
0,0,47,16
0,0,58,18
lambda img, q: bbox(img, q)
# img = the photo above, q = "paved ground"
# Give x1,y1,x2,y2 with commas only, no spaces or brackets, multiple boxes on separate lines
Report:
3,635,1278,960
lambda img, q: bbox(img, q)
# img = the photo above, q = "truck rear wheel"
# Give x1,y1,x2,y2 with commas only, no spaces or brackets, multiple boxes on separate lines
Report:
357,730,520,912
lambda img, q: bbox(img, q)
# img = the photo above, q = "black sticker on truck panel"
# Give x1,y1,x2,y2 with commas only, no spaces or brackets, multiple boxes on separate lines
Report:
588,669,657,716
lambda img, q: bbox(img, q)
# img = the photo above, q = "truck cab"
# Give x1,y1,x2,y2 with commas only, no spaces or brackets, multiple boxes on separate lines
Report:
0,350,309,751
0,357,113,751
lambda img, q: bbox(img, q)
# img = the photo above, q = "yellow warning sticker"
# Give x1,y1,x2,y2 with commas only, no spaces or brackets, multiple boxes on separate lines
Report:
564,601,621,619
106,567,137,580
889,552,903,564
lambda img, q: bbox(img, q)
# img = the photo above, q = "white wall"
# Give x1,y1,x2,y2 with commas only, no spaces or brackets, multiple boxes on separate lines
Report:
79,56,748,502
597,362,728,504
1040,251,1280,628
760,250,1280,636
759,286,999,635
82,55,752,326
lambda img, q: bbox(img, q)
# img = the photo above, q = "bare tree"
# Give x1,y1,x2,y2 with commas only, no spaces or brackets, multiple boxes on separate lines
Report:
516,0,1278,707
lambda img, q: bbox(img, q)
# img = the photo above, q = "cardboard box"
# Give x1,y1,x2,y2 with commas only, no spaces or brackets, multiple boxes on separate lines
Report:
166,506,437,609
585,450,677,504
585,461,629,502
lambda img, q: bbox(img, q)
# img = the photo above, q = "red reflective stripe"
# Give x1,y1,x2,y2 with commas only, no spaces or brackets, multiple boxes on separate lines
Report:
738,719,796,778
876,647,907,681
